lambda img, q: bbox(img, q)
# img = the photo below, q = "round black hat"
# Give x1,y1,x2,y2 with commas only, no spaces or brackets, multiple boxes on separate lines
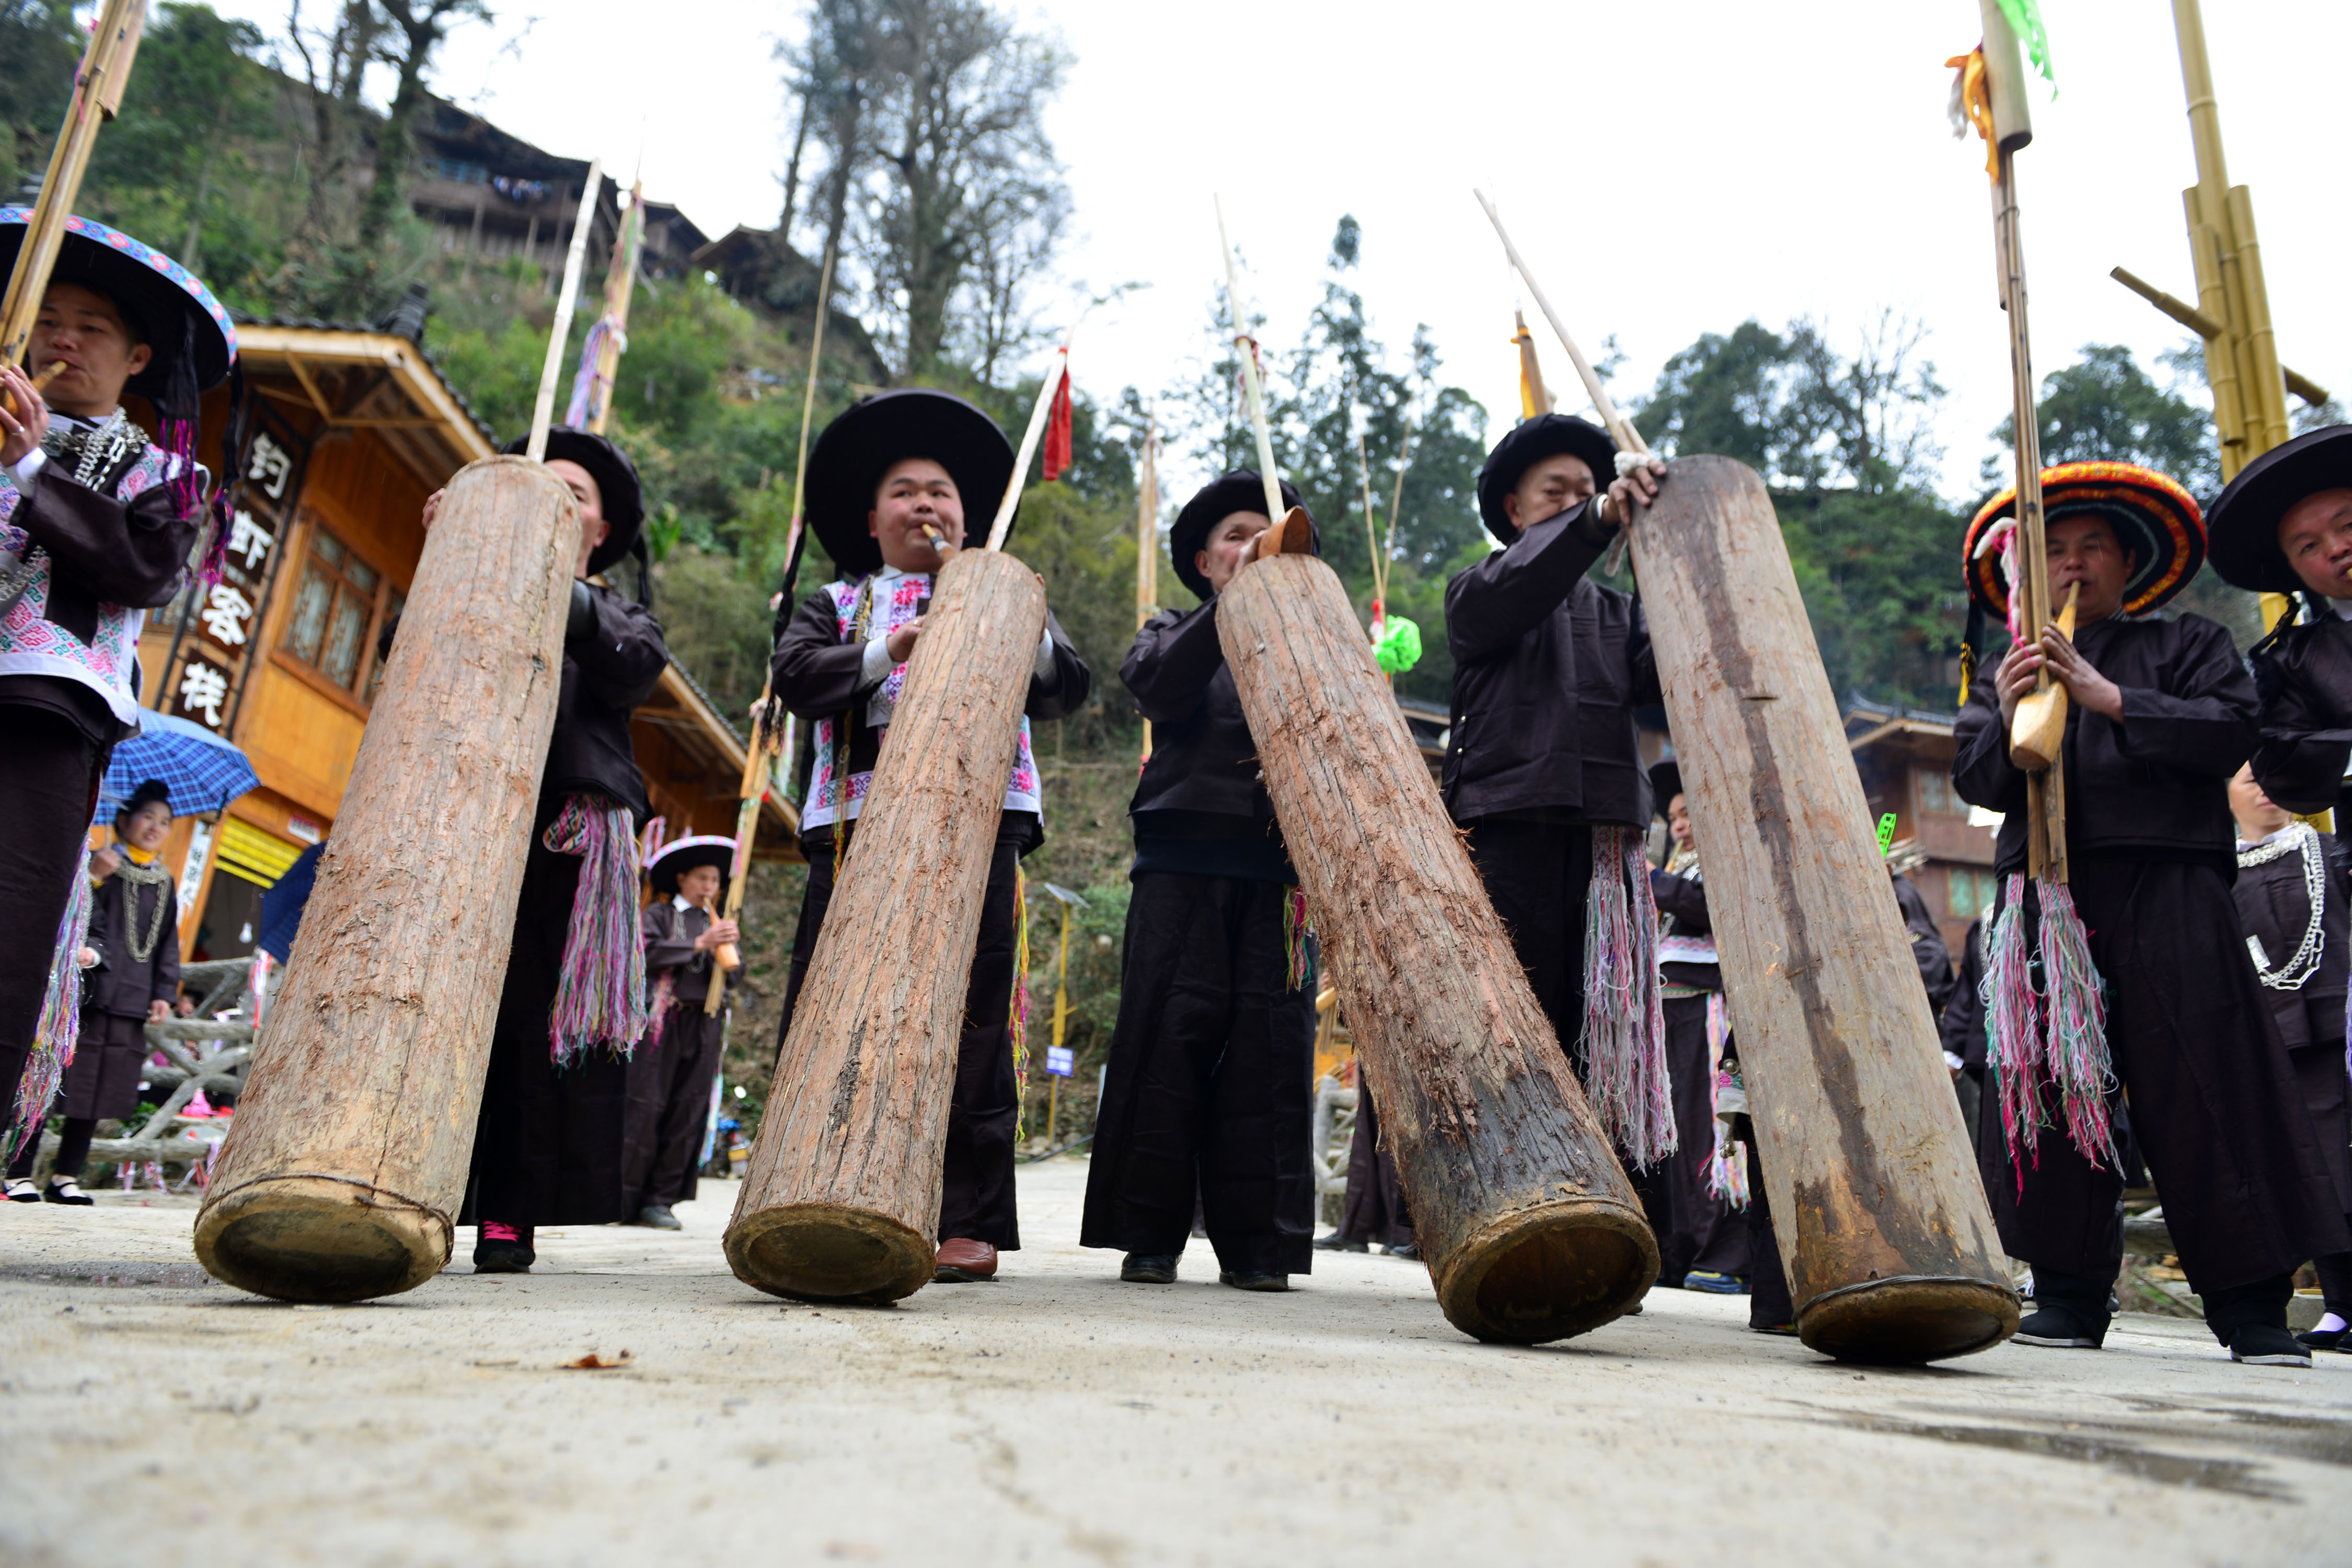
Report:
2205,425,2352,595
1475,413,1619,544
647,835,735,897
804,389,1014,580
0,211,235,400
1648,756,1684,813
499,428,644,575
1168,471,1313,601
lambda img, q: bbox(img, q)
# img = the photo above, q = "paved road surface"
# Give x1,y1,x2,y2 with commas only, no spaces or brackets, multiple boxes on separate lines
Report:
3,1160,2345,1566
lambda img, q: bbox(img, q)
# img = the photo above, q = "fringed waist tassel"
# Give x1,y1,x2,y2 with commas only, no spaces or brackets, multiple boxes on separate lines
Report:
1582,823,1676,1168
1983,871,2117,1188
9,840,95,1163
543,794,649,1067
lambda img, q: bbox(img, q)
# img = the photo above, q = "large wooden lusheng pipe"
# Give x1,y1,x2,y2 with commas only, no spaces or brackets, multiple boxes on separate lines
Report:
1633,456,2017,1362
724,548,1046,1301
2008,583,2077,770
193,458,580,1301
1216,550,1656,1344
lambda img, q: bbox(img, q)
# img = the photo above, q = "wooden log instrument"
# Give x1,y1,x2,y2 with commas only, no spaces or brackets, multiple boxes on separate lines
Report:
2008,582,2078,770
1481,203,2015,1362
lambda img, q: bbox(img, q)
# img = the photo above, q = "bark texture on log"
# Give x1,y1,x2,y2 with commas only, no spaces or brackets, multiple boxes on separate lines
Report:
1633,456,2017,1362
193,457,580,1303
1219,554,1656,1344
725,548,1046,1303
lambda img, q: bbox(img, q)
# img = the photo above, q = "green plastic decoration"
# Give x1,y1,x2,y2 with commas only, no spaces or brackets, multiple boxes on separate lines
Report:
1373,615,1422,674
1996,0,2055,88
1876,812,1899,857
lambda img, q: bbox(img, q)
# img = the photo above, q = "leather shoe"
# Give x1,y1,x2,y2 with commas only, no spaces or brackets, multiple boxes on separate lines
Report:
934,1238,998,1282
1218,1270,1289,1292
635,1204,682,1230
1311,1232,1367,1253
42,1179,94,1206
1121,1253,1179,1284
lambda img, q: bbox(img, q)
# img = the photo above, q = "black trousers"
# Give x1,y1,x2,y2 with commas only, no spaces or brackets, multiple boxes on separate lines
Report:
622,998,724,1210
1081,872,1318,1276
1745,1135,1793,1329
1645,995,1748,1281
6,1115,94,1179
1463,818,1593,1069
777,836,1023,1249
1982,859,2349,1294
1339,1079,1413,1250
465,823,632,1228
0,709,102,1146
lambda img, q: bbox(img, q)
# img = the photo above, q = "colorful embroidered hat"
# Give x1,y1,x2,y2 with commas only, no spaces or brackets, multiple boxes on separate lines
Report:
804,389,1014,579
1475,413,1619,544
0,210,236,396
1168,470,1315,601
647,834,735,896
2204,425,2352,595
499,427,644,575
1962,462,2205,620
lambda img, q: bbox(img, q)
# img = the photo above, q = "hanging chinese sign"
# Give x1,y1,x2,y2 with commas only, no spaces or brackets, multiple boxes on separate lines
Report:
161,401,309,734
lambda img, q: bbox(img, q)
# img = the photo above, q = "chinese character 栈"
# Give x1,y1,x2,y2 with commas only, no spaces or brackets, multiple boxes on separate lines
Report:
178,661,229,727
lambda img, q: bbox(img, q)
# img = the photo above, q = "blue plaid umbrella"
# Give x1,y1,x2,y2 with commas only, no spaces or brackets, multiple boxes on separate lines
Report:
94,708,260,823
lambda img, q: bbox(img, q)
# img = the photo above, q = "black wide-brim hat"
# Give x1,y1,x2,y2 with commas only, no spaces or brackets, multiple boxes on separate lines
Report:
500,428,644,575
647,834,735,897
1169,471,1313,601
2205,425,2352,594
1476,413,1619,544
1962,462,2204,619
805,389,1014,580
1648,756,1684,812
0,210,235,398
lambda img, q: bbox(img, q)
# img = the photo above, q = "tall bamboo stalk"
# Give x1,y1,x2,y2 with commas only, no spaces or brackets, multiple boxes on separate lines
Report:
1135,410,1158,761
527,159,603,462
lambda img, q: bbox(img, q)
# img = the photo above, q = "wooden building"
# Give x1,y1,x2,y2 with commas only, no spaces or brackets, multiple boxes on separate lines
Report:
1843,698,1999,956
132,321,794,967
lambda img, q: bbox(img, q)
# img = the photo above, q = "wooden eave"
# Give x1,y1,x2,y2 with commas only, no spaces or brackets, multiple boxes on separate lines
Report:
235,326,495,489
636,663,802,856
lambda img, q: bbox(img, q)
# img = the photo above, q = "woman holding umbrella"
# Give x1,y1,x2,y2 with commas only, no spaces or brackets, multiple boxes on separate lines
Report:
6,780,192,1202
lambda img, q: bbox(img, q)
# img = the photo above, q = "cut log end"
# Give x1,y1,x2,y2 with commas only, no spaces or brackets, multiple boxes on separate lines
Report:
723,1202,935,1304
1796,1275,2022,1365
192,1177,451,1304
1432,1196,1659,1345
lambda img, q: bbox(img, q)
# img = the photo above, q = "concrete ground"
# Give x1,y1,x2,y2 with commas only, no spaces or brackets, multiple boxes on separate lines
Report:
1,1160,2345,1568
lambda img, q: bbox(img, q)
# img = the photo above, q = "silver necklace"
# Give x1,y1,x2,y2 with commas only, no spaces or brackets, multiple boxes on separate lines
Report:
113,856,174,964
2237,822,2327,990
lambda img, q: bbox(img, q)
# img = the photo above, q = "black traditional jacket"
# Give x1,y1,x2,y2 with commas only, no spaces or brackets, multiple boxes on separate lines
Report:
642,897,715,1007
83,864,180,1019
1893,870,1956,1017
1443,499,1657,827
543,582,668,823
1121,598,1296,879
1953,614,2257,875
2232,826,2351,1049
2250,614,2352,817
1943,917,1987,1078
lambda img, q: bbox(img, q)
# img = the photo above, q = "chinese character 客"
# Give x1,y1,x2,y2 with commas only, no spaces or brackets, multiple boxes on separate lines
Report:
225,511,273,570
246,432,293,500
199,583,252,647
178,661,229,727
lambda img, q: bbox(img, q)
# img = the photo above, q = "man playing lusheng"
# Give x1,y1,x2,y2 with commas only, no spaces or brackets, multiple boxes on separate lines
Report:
1442,413,1668,1161
769,389,1090,1286
0,214,233,1161
2205,423,2352,1352
1082,472,1322,1292
1954,463,2345,1366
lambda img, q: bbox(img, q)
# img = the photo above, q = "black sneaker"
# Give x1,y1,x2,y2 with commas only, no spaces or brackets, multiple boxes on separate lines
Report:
1311,1232,1367,1253
2014,1305,2106,1348
1219,1270,1290,1292
1120,1253,1179,1284
473,1223,535,1274
2229,1323,2314,1367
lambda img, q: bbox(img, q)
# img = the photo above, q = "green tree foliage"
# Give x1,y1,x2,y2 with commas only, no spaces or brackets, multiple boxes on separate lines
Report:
1988,340,2220,494
0,1,79,197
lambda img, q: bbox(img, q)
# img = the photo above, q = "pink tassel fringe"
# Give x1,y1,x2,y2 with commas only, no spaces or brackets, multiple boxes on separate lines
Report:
1581,824,1676,1168
9,841,94,1164
543,795,649,1066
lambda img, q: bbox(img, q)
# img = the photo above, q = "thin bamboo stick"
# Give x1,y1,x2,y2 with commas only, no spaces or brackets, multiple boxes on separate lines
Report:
527,158,603,462
1472,191,1648,457
1214,198,1289,523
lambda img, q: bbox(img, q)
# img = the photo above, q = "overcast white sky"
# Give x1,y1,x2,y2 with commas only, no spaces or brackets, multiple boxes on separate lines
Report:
224,1,2347,504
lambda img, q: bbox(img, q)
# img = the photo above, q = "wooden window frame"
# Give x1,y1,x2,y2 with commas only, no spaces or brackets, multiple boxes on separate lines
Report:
274,512,399,707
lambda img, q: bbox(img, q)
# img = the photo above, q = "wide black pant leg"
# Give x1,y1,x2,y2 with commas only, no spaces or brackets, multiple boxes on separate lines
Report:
1464,818,1592,1074
938,840,1023,1250
0,710,101,1138
1081,872,1318,1275
1655,995,1748,1279
1745,1135,1793,1329
1998,862,2349,1295
1338,1079,1413,1249
465,827,631,1228
622,1001,724,1210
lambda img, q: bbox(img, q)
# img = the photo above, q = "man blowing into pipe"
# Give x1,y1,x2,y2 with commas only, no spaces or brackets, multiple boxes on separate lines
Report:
1441,414,1667,1161
1953,464,2344,1366
0,214,233,1162
769,389,1090,1287
1081,472,1323,1293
